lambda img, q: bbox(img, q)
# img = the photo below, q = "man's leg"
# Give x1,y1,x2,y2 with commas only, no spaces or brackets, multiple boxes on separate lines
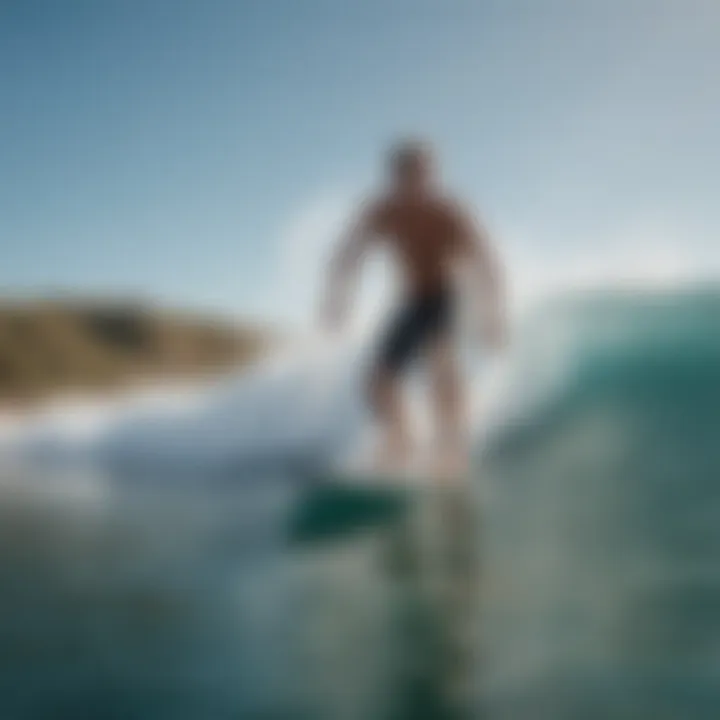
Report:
367,366,412,472
428,337,468,479
367,297,421,474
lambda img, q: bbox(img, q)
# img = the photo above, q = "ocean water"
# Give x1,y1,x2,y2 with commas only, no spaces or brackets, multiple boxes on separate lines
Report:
480,285,720,719
0,285,718,719
0,469,482,720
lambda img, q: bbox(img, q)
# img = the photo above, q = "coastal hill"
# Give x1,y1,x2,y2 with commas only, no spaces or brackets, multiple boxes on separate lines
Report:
0,298,271,405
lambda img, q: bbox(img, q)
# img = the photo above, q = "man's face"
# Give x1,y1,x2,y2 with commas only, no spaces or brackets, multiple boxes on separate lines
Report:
390,145,434,192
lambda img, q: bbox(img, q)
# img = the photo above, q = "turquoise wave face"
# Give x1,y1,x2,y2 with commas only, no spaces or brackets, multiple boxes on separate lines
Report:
480,284,720,719
1,285,718,720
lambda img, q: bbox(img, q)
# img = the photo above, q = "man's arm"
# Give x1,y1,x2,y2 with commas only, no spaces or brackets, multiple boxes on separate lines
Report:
320,202,380,332
452,204,507,349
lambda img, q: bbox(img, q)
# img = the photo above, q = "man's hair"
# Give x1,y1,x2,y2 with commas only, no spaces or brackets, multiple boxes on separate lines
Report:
387,139,433,177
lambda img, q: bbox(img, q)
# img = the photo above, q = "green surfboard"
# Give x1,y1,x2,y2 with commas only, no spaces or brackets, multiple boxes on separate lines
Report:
288,475,412,544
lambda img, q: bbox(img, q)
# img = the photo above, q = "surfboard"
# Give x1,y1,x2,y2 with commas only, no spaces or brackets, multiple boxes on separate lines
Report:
288,472,412,544
288,458,469,545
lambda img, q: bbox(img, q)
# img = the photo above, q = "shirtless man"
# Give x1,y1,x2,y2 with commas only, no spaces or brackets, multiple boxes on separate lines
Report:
321,140,506,477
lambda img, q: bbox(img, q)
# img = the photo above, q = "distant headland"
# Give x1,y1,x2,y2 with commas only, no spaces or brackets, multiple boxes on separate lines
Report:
0,297,271,407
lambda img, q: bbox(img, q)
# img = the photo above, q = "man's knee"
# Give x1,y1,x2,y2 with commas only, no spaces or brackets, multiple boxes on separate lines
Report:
366,366,398,416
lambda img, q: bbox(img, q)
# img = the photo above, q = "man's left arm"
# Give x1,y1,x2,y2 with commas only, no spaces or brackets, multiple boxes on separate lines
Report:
452,203,507,349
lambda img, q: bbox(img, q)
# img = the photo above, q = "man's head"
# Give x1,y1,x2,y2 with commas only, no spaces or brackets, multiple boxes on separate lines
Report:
387,139,435,193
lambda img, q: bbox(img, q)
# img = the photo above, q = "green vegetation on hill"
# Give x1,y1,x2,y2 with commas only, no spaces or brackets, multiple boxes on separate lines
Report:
0,299,271,404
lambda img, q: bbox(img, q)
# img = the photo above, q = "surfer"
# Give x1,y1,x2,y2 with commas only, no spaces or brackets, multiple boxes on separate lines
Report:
321,140,506,477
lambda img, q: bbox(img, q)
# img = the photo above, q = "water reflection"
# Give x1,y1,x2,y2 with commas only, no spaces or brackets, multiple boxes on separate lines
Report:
0,468,483,720
289,483,483,720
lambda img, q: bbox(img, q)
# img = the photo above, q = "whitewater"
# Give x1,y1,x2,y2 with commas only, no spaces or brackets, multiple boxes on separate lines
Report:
0,284,719,719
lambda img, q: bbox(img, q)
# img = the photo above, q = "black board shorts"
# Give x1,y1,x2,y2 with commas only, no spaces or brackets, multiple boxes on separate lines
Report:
376,285,455,374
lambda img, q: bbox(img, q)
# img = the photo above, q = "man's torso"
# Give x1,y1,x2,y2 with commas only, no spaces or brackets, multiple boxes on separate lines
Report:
371,193,464,297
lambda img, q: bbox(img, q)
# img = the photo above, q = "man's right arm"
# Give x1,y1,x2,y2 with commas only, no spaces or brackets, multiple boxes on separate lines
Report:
320,201,381,332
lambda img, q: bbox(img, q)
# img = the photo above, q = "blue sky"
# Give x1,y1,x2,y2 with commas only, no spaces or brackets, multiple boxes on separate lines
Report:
2,0,718,324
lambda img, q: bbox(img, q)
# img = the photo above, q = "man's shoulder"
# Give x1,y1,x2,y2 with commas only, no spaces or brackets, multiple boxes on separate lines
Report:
362,191,476,223
430,193,474,222
369,192,402,212
359,194,391,221
358,194,399,234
